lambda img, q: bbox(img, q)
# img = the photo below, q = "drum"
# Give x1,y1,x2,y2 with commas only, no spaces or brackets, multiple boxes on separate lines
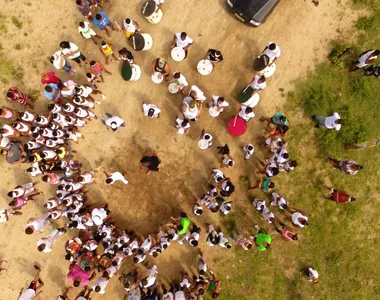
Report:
151,72,163,84
198,139,209,150
208,106,220,118
121,64,141,81
259,63,276,78
238,86,260,108
171,47,186,62
131,33,153,51
197,59,213,75
227,117,247,137
177,127,185,134
141,1,163,24
168,82,180,94
253,54,270,71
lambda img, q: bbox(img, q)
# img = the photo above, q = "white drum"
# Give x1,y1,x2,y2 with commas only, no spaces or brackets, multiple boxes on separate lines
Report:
171,47,186,62
242,93,260,108
198,139,209,150
151,72,163,84
197,59,213,75
208,106,220,118
168,82,180,94
141,1,163,24
130,64,142,81
259,63,276,78
141,33,153,51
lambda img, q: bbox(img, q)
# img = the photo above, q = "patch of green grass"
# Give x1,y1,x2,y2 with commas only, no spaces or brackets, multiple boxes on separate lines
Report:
0,52,24,82
0,14,7,35
11,16,23,29
14,43,21,50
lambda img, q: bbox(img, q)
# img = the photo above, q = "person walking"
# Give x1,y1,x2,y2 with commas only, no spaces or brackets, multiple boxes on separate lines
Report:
93,11,117,36
313,112,342,130
103,170,130,185
100,41,118,64
254,225,272,251
326,157,363,175
261,42,281,65
122,18,140,38
6,87,35,109
17,265,44,300
350,49,380,72
60,41,87,66
90,60,112,82
78,21,102,45
320,187,356,203
0,107,19,121
50,51,76,75
101,113,126,132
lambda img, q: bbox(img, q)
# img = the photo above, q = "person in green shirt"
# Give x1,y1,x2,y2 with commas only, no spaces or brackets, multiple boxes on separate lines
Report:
247,177,275,193
254,226,272,251
169,212,191,235
260,112,289,127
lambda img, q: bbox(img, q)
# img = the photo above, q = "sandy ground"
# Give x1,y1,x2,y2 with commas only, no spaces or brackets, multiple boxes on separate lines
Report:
0,0,362,299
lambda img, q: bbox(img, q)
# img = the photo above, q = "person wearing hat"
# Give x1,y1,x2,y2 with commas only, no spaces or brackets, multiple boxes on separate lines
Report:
261,42,281,65
206,49,224,65
100,41,118,64
101,113,126,132
123,18,140,38
182,99,200,121
171,32,194,59
151,58,170,81
142,103,161,118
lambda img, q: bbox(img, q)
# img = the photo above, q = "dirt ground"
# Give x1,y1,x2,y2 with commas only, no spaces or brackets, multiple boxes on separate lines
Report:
0,0,362,299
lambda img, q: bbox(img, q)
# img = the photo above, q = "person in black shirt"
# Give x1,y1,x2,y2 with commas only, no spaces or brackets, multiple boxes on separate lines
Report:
206,49,224,65
139,154,161,174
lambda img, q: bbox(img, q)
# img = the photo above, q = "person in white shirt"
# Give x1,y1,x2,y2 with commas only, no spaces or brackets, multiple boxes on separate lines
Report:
221,155,234,168
91,206,109,226
210,96,229,113
243,144,254,160
291,210,309,228
308,267,319,283
189,85,206,102
270,192,288,209
154,0,164,9
171,32,194,59
143,103,161,118
249,75,266,94
172,72,188,94
25,213,51,235
199,129,213,148
238,106,255,122
103,171,130,185
101,113,126,132
175,117,190,134
60,41,87,66
350,49,380,71
188,225,201,246
140,265,158,288
92,275,110,294
261,42,281,65
183,100,199,121
209,168,224,183
219,201,232,215
123,18,140,38
314,112,342,130
37,228,66,252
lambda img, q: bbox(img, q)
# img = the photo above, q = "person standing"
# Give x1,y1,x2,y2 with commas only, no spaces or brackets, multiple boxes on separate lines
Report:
78,21,102,45
205,49,224,65
210,96,229,114
123,18,140,38
243,144,254,160
93,11,117,36
249,75,266,95
275,223,298,241
90,60,112,82
313,112,343,130
183,100,200,121
151,58,170,81
172,72,188,94
37,228,66,252
76,0,92,18
50,51,76,75
321,187,356,203
307,267,319,283
60,41,87,66
103,170,130,185
171,32,194,59
101,113,126,132
326,157,363,175
6,87,34,109
237,106,255,122
153,0,164,9
100,41,118,64
143,103,161,118
44,84,62,103
17,265,44,300
0,107,19,121
261,42,281,65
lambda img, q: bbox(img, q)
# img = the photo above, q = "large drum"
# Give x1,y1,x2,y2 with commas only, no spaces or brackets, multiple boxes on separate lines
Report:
238,86,260,108
208,106,220,118
131,33,153,51
168,82,180,94
171,47,186,62
141,1,163,24
227,117,247,137
151,72,163,84
197,59,213,75
253,54,276,78
259,63,276,78
121,63,142,81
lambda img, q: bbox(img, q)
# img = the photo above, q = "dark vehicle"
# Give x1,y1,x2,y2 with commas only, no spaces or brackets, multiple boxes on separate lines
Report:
226,0,280,26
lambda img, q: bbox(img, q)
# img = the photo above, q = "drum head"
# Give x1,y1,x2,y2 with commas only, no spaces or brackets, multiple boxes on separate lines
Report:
260,63,276,78
227,117,247,136
131,33,145,51
177,127,185,134
141,1,156,16
168,82,180,94
121,63,132,81
171,47,186,62
253,54,269,71
238,86,254,103
198,139,209,150
208,106,220,117
151,72,163,84
197,59,213,75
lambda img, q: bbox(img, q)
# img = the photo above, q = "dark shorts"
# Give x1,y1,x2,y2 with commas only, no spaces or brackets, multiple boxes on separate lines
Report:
28,280,37,291
72,53,86,63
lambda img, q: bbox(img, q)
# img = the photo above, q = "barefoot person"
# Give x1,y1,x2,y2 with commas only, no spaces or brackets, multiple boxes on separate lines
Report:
18,265,44,300
6,87,34,109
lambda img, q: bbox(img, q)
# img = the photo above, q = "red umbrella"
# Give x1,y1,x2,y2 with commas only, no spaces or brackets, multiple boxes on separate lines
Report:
227,116,247,136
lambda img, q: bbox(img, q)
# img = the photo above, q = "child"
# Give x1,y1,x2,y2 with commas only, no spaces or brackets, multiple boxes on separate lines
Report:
90,60,112,83
243,144,254,160
175,117,190,134
100,41,118,64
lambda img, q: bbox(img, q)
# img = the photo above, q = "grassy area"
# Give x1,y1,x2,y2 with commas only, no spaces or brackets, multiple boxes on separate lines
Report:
214,1,380,299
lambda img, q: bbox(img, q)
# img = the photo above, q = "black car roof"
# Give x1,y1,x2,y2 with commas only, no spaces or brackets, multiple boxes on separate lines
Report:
234,0,279,22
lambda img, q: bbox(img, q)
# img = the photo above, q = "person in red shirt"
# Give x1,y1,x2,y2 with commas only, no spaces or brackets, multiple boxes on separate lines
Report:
275,222,298,241
321,187,356,204
41,72,61,84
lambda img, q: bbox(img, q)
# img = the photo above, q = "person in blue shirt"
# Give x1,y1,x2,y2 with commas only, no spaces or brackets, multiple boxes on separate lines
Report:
93,11,116,36
44,83,61,103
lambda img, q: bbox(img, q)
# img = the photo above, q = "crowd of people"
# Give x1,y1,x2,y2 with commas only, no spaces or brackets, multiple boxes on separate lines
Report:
0,0,365,299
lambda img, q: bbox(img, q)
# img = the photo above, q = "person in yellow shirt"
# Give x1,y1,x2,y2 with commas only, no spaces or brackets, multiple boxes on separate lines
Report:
100,41,118,64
